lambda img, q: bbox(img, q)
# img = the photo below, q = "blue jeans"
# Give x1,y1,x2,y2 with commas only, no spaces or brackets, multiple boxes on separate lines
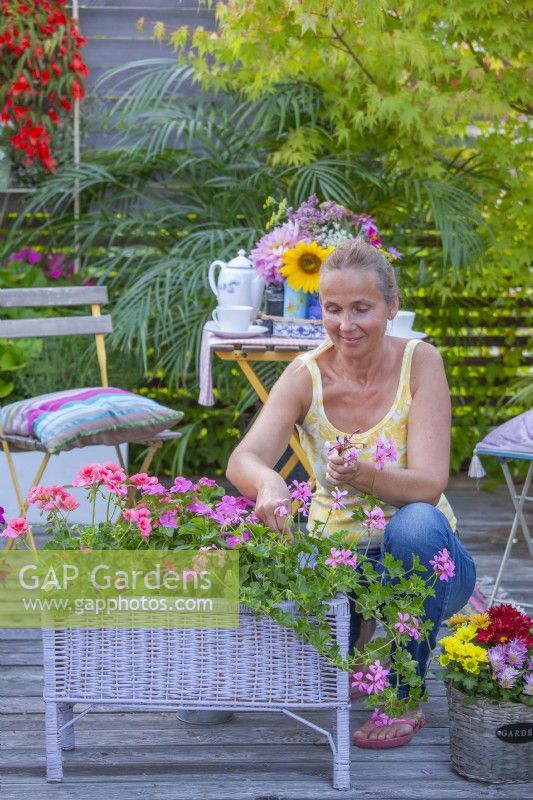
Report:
349,502,476,700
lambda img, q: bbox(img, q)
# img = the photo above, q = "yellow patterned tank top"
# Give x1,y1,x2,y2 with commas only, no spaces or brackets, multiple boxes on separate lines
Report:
295,338,457,547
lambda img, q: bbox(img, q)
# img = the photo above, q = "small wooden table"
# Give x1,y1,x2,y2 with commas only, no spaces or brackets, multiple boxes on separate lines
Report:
213,340,319,480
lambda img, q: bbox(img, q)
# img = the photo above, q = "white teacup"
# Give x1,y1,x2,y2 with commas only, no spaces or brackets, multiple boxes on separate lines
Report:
389,311,415,336
212,305,253,332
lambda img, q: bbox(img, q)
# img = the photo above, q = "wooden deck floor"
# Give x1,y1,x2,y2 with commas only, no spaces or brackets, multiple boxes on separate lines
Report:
1,475,532,800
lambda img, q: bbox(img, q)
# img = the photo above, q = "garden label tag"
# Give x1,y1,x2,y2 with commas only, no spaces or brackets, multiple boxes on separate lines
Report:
495,723,533,744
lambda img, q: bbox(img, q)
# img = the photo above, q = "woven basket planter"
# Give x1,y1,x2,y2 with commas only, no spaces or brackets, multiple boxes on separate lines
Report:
447,684,533,783
43,597,351,789
258,312,325,339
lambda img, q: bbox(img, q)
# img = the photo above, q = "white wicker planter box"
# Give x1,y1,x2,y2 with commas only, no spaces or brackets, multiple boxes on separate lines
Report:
43,597,351,789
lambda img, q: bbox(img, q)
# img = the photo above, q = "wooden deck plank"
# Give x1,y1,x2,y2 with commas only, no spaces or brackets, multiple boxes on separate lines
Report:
1,778,530,800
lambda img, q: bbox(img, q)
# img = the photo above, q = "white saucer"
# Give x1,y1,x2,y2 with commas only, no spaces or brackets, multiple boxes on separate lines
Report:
205,321,269,339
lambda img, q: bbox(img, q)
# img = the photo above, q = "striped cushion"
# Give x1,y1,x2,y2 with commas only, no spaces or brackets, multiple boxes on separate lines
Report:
0,387,183,454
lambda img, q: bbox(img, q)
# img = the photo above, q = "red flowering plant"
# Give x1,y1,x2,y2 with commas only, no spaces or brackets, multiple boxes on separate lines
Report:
439,605,533,706
1,459,458,721
0,0,88,172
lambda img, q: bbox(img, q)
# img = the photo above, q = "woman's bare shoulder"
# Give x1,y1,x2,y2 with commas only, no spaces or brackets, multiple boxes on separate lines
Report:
410,340,446,392
271,356,314,423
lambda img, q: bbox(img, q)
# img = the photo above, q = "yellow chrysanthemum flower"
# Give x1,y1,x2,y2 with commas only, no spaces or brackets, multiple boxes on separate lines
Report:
471,612,490,630
280,241,334,293
454,624,478,643
447,613,470,628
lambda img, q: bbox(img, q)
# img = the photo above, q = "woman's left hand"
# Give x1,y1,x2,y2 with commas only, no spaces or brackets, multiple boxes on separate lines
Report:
325,451,360,488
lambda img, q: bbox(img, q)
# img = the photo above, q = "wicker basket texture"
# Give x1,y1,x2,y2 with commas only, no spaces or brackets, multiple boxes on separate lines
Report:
447,684,533,784
43,598,351,788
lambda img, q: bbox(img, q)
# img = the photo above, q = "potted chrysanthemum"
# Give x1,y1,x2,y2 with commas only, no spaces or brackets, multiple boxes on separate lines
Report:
439,605,533,783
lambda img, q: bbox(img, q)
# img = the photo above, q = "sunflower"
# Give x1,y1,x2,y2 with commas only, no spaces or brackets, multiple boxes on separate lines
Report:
280,241,334,293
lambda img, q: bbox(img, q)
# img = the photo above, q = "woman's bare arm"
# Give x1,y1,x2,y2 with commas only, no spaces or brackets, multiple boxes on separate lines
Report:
226,359,312,530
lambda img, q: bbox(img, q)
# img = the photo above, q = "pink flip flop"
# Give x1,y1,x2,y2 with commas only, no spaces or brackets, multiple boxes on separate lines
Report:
352,714,427,749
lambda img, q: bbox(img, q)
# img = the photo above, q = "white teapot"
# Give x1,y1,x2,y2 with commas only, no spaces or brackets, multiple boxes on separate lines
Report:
208,249,264,318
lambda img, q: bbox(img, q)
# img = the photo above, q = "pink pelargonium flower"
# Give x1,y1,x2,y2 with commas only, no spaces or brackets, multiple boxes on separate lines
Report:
27,485,80,512
100,462,128,496
140,482,167,496
365,660,390,693
373,437,397,471
395,612,420,639
123,503,152,538
212,496,251,525
363,506,386,531
197,477,218,487
395,612,411,634
289,480,313,503
274,500,289,518
159,511,178,529
325,547,343,569
330,487,348,511
337,549,358,569
225,530,250,549
129,472,159,488
170,477,196,494
1,516,31,539
351,671,368,692
73,463,107,486
429,548,456,582
343,448,359,465
186,501,213,518
370,709,393,727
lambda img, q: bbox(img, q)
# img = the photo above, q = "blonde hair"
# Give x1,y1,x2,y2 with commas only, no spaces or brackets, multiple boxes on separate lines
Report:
319,238,399,307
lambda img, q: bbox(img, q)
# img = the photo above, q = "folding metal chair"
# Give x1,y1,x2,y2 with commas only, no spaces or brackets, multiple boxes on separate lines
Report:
470,411,533,608
0,286,182,550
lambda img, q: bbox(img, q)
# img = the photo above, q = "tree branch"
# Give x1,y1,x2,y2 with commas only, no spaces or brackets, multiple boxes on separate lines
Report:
330,23,378,86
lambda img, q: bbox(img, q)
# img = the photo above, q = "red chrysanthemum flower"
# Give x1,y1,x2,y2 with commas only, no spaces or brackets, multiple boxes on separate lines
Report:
476,603,533,647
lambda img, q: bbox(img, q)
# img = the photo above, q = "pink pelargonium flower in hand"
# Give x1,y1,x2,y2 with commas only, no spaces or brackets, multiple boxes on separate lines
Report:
274,500,289,518
1,516,31,539
363,506,386,531
330,487,348,511
343,448,359,465
429,548,456,582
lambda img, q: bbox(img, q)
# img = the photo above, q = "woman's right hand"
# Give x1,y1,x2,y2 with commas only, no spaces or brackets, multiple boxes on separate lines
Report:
254,477,292,536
